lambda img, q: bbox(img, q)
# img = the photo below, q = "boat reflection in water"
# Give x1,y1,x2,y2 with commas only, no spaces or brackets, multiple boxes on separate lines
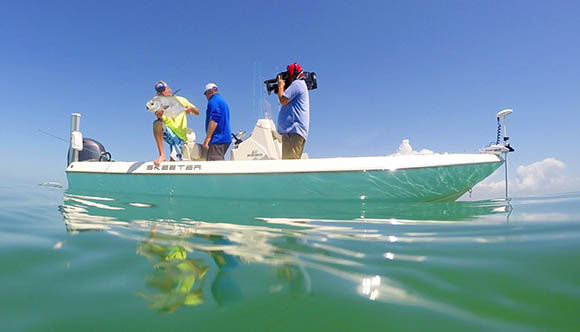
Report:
59,188,511,313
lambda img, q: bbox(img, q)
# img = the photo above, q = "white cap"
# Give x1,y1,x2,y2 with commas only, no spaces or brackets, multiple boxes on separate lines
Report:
204,83,218,92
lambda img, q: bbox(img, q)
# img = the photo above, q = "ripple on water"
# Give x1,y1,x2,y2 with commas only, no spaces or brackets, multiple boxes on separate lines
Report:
1,185,579,331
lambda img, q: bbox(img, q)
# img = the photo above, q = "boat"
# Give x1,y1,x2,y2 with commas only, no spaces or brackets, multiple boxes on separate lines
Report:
65,110,514,202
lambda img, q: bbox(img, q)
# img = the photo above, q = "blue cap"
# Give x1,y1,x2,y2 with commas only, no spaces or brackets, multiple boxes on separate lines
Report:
155,81,167,93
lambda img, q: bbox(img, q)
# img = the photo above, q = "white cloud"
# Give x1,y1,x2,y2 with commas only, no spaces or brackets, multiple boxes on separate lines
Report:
467,158,580,199
391,139,433,156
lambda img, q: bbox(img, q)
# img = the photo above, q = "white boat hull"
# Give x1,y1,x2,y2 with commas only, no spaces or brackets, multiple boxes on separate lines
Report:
66,154,503,202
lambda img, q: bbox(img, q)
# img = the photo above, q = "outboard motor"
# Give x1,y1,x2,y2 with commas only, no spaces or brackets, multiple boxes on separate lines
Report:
67,113,112,165
67,138,111,165
78,138,111,162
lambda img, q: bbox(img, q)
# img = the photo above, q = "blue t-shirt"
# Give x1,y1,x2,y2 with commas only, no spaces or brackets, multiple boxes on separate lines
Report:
205,94,232,144
277,79,310,140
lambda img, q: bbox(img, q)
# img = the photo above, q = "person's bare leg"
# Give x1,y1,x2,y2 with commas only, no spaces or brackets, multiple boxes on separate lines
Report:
153,119,165,166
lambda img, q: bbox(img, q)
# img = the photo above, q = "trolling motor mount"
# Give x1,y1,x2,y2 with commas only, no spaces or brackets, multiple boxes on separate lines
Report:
482,109,515,154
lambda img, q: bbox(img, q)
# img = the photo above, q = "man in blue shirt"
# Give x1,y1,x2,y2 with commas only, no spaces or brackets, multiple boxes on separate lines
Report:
276,63,310,159
203,83,232,161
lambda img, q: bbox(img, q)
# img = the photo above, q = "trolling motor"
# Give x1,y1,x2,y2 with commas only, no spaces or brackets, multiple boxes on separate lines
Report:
482,109,515,198
497,109,514,152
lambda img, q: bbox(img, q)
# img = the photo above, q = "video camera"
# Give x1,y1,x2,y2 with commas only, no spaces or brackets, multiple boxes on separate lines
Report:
264,71,318,95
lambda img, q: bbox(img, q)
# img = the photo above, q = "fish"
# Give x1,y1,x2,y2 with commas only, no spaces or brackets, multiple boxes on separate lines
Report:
146,95,185,118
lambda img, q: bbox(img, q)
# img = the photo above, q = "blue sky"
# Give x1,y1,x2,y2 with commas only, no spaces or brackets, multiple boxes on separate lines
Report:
2,1,579,196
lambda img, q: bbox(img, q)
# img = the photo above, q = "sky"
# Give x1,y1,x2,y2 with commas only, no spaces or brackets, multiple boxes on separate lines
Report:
1,1,579,198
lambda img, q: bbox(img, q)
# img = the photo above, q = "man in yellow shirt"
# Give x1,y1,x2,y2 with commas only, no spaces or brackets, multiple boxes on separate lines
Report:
152,81,199,166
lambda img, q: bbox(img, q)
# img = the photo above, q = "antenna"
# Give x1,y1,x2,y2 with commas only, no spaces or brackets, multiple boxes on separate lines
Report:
264,99,272,120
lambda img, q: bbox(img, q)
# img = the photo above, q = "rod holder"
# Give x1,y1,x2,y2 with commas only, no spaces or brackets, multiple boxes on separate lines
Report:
67,113,81,166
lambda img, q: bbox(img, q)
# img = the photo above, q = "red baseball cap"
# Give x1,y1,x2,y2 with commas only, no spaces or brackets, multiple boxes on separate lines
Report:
287,63,304,79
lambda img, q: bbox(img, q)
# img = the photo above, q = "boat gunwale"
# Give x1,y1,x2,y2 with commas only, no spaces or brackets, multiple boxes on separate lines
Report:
66,159,503,176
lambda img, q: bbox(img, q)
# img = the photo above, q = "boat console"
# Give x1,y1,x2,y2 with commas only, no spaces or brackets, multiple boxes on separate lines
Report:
181,118,285,161
229,118,283,160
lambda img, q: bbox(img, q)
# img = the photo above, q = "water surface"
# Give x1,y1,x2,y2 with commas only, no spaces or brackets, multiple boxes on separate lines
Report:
1,184,579,331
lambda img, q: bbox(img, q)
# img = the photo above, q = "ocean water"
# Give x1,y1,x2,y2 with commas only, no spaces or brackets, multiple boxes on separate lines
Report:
1,184,580,332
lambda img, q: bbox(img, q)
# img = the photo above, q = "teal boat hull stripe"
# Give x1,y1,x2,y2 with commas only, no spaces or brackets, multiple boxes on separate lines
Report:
66,162,502,202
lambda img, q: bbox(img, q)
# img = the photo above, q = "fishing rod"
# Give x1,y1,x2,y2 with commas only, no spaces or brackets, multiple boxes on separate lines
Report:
38,129,68,143
38,128,112,161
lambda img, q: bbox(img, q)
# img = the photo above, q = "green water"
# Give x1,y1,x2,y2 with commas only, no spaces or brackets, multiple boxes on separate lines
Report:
1,184,580,331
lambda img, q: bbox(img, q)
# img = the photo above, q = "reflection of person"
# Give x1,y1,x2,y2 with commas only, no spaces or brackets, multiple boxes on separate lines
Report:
276,63,310,159
137,231,209,312
205,235,242,306
152,81,200,166
203,83,232,161
275,236,312,295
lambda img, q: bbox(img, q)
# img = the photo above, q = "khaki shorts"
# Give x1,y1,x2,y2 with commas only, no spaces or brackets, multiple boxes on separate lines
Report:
282,133,306,159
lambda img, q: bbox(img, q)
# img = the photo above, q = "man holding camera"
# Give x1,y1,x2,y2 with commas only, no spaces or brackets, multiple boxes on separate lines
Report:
276,63,310,159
